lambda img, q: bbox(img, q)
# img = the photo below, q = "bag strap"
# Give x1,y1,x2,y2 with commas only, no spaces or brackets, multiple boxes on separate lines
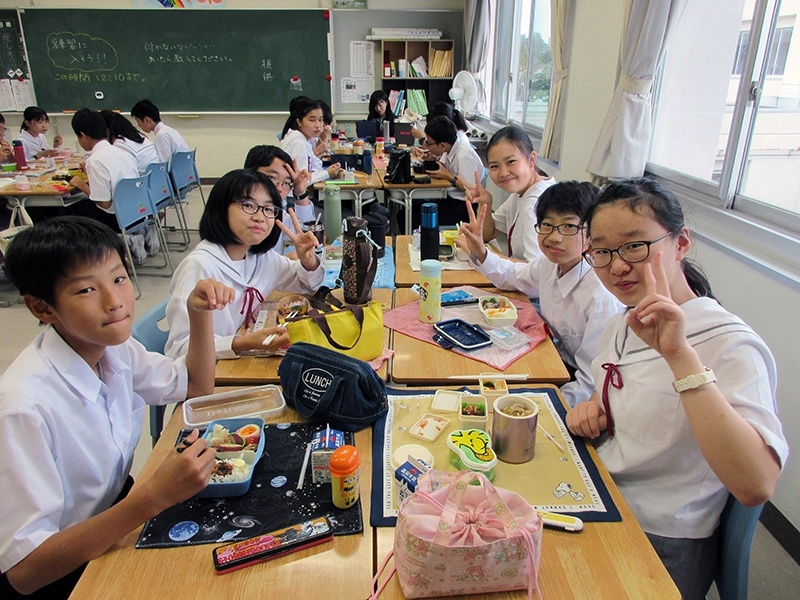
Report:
368,548,396,599
352,232,379,305
8,199,33,228
308,286,344,312
308,304,366,351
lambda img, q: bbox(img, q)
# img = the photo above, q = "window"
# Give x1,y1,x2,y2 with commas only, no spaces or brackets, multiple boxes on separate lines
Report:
486,0,552,132
649,0,800,229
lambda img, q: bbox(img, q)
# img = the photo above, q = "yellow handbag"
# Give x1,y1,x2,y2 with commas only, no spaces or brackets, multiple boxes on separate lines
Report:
286,299,384,362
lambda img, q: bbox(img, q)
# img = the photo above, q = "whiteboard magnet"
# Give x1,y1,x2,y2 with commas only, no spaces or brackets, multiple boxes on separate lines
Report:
95,91,104,100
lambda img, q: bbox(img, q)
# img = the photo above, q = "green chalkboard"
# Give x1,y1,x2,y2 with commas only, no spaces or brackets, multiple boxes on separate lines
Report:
0,11,28,80
19,8,331,113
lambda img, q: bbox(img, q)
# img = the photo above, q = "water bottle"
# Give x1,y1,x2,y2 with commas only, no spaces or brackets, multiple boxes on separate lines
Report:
420,202,439,261
419,259,441,323
330,445,360,510
361,148,373,175
383,119,391,143
12,140,27,170
375,136,385,160
323,183,342,242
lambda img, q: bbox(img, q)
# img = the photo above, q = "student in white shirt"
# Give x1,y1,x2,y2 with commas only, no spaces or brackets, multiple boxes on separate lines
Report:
279,96,341,185
411,101,470,146
0,216,231,598
130,99,189,163
102,110,158,174
165,169,325,360
458,181,624,407
566,178,788,600
16,106,63,161
463,125,556,261
422,116,484,226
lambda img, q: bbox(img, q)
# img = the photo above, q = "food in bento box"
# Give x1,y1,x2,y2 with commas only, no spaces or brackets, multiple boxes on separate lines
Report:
207,423,261,452
206,423,263,483
461,401,486,416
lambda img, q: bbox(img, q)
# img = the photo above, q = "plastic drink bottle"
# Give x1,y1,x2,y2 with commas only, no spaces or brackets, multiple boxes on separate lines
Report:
330,445,360,509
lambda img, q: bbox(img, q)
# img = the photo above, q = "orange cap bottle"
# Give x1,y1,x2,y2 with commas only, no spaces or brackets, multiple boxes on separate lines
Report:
330,445,360,509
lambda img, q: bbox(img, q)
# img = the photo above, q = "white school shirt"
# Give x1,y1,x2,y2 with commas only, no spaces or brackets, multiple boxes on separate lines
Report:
439,134,484,202
593,297,788,539
0,327,187,572
165,240,325,360
85,140,139,213
153,121,189,163
491,177,556,261
17,129,50,161
113,136,159,174
281,129,329,184
473,251,624,407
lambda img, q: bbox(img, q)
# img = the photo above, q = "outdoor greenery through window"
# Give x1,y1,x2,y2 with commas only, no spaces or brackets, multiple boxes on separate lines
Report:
649,0,800,226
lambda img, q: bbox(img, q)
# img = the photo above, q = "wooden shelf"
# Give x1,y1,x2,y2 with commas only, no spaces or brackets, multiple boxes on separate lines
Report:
381,39,455,114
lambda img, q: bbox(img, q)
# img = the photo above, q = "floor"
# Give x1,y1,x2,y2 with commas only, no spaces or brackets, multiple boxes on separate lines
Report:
1,189,798,598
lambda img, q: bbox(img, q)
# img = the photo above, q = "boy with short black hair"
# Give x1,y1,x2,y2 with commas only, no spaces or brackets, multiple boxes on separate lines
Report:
131,99,189,163
458,181,624,408
0,216,234,599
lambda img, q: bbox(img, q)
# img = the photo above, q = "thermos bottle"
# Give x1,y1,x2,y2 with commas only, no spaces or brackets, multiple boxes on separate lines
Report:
420,202,439,261
361,148,373,175
323,183,342,242
12,140,28,170
419,259,442,323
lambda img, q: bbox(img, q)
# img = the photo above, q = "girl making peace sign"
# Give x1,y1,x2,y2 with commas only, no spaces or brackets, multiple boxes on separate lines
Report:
566,178,787,600
165,169,325,360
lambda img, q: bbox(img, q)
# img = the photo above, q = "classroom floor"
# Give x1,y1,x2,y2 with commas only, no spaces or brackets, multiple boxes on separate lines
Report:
0,187,798,598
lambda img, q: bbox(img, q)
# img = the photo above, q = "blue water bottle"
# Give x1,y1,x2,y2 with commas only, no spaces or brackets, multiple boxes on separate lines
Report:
361,149,373,175
420,203,439,261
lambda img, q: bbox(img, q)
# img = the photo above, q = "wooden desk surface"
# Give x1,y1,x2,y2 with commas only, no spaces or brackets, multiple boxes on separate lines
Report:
215,288,393,385
70,396,374,600
312,169,384,191
394,234,493,288
380,170,452,191
390,288,570,385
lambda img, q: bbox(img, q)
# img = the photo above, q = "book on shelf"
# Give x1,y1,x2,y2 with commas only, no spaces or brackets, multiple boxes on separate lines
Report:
388,89,401,112
406,89,428,116
398,59,407,78
429,49,453,77
410,56,428,78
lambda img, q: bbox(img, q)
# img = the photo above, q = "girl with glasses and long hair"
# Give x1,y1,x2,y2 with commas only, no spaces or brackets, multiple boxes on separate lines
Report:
165,169,324,360
566,177,787,600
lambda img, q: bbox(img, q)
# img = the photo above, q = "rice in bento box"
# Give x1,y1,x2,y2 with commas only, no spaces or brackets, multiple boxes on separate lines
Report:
210,457,252,483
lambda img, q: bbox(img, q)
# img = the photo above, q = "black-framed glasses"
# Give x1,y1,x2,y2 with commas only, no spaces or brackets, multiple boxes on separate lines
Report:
267,174,293,192
237,199,281,219
583,231,674,268
534,222,584,236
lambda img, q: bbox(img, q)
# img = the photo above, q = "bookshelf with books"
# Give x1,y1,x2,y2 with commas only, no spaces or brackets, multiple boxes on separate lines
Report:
381,39,455,116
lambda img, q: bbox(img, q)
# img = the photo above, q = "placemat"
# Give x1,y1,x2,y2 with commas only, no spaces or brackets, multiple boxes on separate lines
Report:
137,422,363,549
383,285,548,371
408,244,473,271
322,245,395,290
370,387,621,527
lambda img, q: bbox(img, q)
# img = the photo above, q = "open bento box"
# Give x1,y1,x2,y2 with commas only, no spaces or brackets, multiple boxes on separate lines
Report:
183,385,286,428
478,295,518,328
199,417,265,498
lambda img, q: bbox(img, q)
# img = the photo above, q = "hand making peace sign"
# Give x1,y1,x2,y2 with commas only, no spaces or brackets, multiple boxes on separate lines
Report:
461,170,493,206
275,207,320,271
455,201,490,263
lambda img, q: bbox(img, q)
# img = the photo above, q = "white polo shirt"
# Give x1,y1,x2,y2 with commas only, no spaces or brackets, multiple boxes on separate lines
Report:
439,134,484,202
0,327,188,572
153,121,189,163
281,129,329,184
16,129,50,161
491,178,557,261
85,140,139,213
114,136,159,174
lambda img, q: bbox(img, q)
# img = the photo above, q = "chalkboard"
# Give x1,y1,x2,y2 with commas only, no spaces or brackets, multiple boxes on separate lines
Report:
19,8,332,113
0,10,28,80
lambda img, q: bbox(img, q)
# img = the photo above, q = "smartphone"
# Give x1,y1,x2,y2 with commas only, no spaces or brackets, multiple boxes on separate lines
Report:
433,318,492,350
212,516,333,574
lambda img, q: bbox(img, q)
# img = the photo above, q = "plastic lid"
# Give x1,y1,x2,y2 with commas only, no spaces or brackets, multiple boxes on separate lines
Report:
420,259,441,277
391,444,435,471
329,445,360,476
376,136,385,141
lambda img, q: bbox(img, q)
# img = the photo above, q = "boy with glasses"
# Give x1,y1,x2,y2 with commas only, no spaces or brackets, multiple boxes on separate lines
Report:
457,181,624,407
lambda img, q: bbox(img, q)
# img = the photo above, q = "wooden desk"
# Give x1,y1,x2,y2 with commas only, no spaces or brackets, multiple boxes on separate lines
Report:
215,288,393,385
390,288,569,385
312,170,383,218
374,386,680,599
1,165,82,211
70,397,374,600
381,169,452,234
394,234,492,288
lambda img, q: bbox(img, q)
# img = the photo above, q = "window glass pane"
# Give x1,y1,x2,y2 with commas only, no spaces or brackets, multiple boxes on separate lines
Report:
733,31,750,75
739,12,799,212
491,0,514,119
511,0,534,123
650,0,750,185
522,2,551,128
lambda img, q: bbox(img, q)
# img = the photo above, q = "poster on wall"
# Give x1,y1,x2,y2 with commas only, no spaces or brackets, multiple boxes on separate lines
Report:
132,0,226,8
334,0,368,8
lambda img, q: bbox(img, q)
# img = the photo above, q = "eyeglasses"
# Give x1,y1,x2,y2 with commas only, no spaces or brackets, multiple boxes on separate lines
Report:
267,175,293,191
534,222,584,236
0,127,7,132
583,231,674,268
237,199,281,219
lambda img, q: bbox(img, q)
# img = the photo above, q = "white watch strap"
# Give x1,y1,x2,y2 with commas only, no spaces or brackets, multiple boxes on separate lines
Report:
672,367,717,393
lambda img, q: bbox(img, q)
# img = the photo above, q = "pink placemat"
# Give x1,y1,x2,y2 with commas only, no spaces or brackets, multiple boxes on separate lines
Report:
384,286,548,370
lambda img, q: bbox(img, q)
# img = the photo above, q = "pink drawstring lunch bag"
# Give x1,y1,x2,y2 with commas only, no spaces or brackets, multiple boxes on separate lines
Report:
369,470,543,599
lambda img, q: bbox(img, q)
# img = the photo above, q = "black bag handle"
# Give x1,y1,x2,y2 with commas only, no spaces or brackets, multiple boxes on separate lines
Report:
307,304,366,351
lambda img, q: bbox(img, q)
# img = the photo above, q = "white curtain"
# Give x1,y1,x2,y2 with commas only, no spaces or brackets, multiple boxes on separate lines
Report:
540,0,571,163
464,0,491,73
586,0,688,180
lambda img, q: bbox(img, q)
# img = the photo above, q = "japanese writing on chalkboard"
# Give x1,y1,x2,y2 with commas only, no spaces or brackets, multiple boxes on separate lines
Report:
261,58,273,82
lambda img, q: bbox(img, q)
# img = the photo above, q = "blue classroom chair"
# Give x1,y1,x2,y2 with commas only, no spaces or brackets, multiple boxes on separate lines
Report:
146,161,191,250
169,148,206,207
714,494,763,600
131,298,171,447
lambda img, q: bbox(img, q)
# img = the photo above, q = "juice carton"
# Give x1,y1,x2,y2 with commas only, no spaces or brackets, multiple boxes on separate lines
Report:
311,426,345,483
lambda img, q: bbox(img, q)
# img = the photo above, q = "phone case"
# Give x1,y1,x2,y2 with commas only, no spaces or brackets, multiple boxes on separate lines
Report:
212,516,333,574
433,318,492,350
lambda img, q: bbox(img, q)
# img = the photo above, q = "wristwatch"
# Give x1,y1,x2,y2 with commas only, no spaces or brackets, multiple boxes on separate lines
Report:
672,367,717,393
295,190,310,200
450,176,458,187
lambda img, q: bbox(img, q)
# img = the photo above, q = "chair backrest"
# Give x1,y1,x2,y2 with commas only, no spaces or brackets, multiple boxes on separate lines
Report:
169,149,200,195
715,494,763,600
144,161,174,206
131,298,170,354
113,173,155,230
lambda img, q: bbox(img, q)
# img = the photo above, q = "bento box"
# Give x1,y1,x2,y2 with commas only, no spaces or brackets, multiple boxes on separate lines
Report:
478,295,518,328
182,385,285,428
198,417,265,498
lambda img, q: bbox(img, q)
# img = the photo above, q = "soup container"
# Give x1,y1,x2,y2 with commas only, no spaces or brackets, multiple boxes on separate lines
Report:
492,395,539,463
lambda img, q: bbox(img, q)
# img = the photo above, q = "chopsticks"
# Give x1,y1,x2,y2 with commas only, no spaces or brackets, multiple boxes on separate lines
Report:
262,310,298,346
446,373,529,380
538,423,565,453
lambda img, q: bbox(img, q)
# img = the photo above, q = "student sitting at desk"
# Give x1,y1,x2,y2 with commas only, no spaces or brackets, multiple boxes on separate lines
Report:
16,106,63,161
367,90,395,136
566,178,788,600
458,181,624,408
0,113,12,162
313,98,334,162
101,110,158,175
280,96,341,185
165,169,324,360
130,99,189,163
412,100,469,146
422,115,484,226
463,125,556,261
0,216,230,599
